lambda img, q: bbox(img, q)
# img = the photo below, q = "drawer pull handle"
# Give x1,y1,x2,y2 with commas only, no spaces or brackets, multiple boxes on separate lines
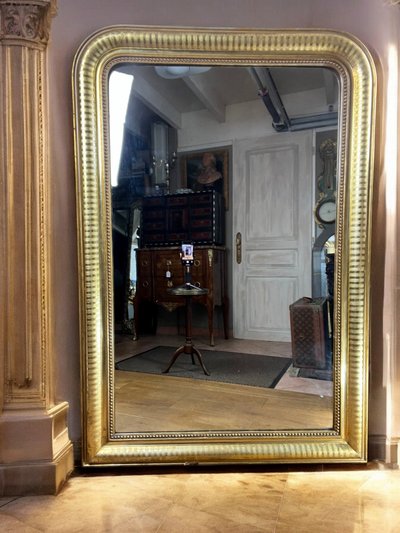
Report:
194,260,201,267
142,281,149,288
194,281,201,288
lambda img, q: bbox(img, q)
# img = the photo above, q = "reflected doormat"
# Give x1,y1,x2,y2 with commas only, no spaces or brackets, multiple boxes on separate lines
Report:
116,346,292,389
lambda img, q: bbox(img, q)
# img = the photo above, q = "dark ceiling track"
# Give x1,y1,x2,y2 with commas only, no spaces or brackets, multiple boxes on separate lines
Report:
249,67,290,131
289,111,338,131
248,67,338,133
257,88,287,130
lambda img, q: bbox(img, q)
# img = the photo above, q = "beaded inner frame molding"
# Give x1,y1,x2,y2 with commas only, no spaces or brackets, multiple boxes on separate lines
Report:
72,26,376,466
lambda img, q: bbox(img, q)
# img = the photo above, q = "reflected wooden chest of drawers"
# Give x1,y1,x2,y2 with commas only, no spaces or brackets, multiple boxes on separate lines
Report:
134,246,228,346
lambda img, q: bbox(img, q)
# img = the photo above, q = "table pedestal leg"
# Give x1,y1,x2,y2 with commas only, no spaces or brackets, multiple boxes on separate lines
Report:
163,295,210,376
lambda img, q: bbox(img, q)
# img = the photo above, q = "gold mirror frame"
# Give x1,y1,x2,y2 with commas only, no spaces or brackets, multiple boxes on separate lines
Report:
72,26,375,466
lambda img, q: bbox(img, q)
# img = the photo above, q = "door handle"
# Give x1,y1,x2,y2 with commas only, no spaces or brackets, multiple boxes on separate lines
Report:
236,232,242,264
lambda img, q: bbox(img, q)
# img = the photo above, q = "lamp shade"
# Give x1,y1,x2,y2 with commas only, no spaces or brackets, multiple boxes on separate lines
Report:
155,65,211,79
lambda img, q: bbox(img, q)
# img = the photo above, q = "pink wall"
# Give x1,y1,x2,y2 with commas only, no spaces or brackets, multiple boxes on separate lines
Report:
48,0,400,454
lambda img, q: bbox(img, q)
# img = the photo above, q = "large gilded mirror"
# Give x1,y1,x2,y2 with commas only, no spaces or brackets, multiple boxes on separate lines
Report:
73,26,375,466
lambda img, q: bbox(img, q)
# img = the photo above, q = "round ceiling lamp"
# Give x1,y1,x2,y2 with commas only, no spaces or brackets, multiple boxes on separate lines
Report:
155,65,211,79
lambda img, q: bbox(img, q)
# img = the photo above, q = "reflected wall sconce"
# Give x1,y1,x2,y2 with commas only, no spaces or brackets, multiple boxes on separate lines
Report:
150,121,176,194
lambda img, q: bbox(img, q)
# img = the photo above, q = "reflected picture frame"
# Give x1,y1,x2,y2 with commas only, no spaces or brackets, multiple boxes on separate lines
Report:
180,147,230,209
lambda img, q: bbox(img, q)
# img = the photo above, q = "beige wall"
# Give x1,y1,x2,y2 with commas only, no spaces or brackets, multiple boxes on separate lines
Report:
48,0,400,459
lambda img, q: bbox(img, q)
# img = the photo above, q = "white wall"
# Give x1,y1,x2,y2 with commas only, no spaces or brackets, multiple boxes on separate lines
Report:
178,100,274,151
178,88,331,151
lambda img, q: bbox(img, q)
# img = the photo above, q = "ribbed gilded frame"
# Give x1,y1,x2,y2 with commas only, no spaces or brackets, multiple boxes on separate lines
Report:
72,26,375,466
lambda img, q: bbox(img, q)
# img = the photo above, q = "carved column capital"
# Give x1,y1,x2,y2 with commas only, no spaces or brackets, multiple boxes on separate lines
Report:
0,0,57,45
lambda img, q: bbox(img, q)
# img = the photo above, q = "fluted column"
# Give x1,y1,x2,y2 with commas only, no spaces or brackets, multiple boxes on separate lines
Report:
0,0,73,495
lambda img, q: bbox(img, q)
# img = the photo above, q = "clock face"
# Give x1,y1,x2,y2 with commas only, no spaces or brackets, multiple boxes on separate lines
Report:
315,199,336,225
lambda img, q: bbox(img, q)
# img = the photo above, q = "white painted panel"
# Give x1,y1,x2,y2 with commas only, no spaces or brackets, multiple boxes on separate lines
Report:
247,249,298,268
247,146,297,240
246,277,297,331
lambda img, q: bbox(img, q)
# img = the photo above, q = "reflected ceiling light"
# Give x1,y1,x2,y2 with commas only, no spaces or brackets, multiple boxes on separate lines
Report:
155,65,211,79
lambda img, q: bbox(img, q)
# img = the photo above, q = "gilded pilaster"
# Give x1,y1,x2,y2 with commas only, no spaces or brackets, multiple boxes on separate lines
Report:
0,0,73,495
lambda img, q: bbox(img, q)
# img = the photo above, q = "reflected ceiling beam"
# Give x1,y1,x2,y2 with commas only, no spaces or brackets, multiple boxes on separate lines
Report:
112,210,129,236
132,77,182,129
183,76,226,123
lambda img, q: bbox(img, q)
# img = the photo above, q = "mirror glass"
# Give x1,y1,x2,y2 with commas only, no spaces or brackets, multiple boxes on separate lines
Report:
73,26,375,466
110,63,339,433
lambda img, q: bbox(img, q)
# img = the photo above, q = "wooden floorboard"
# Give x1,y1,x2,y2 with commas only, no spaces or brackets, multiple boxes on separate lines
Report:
114,371,333,433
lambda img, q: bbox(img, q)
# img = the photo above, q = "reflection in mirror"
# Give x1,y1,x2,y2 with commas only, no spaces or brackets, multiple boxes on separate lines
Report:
110,64,339,433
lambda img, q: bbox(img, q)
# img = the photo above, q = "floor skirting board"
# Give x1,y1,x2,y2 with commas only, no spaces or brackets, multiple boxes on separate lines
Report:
368,435,400,467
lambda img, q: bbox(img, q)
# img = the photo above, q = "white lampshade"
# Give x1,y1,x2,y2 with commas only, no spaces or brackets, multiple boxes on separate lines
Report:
155,65,211,79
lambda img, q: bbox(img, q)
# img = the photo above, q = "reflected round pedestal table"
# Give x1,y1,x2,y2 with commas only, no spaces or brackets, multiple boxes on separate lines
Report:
163,284,210,376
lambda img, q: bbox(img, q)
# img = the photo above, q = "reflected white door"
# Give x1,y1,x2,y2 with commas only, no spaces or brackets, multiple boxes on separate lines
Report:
232,131,313,341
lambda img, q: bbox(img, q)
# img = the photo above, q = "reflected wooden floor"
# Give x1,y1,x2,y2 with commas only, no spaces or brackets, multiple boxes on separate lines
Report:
114,335,333,433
